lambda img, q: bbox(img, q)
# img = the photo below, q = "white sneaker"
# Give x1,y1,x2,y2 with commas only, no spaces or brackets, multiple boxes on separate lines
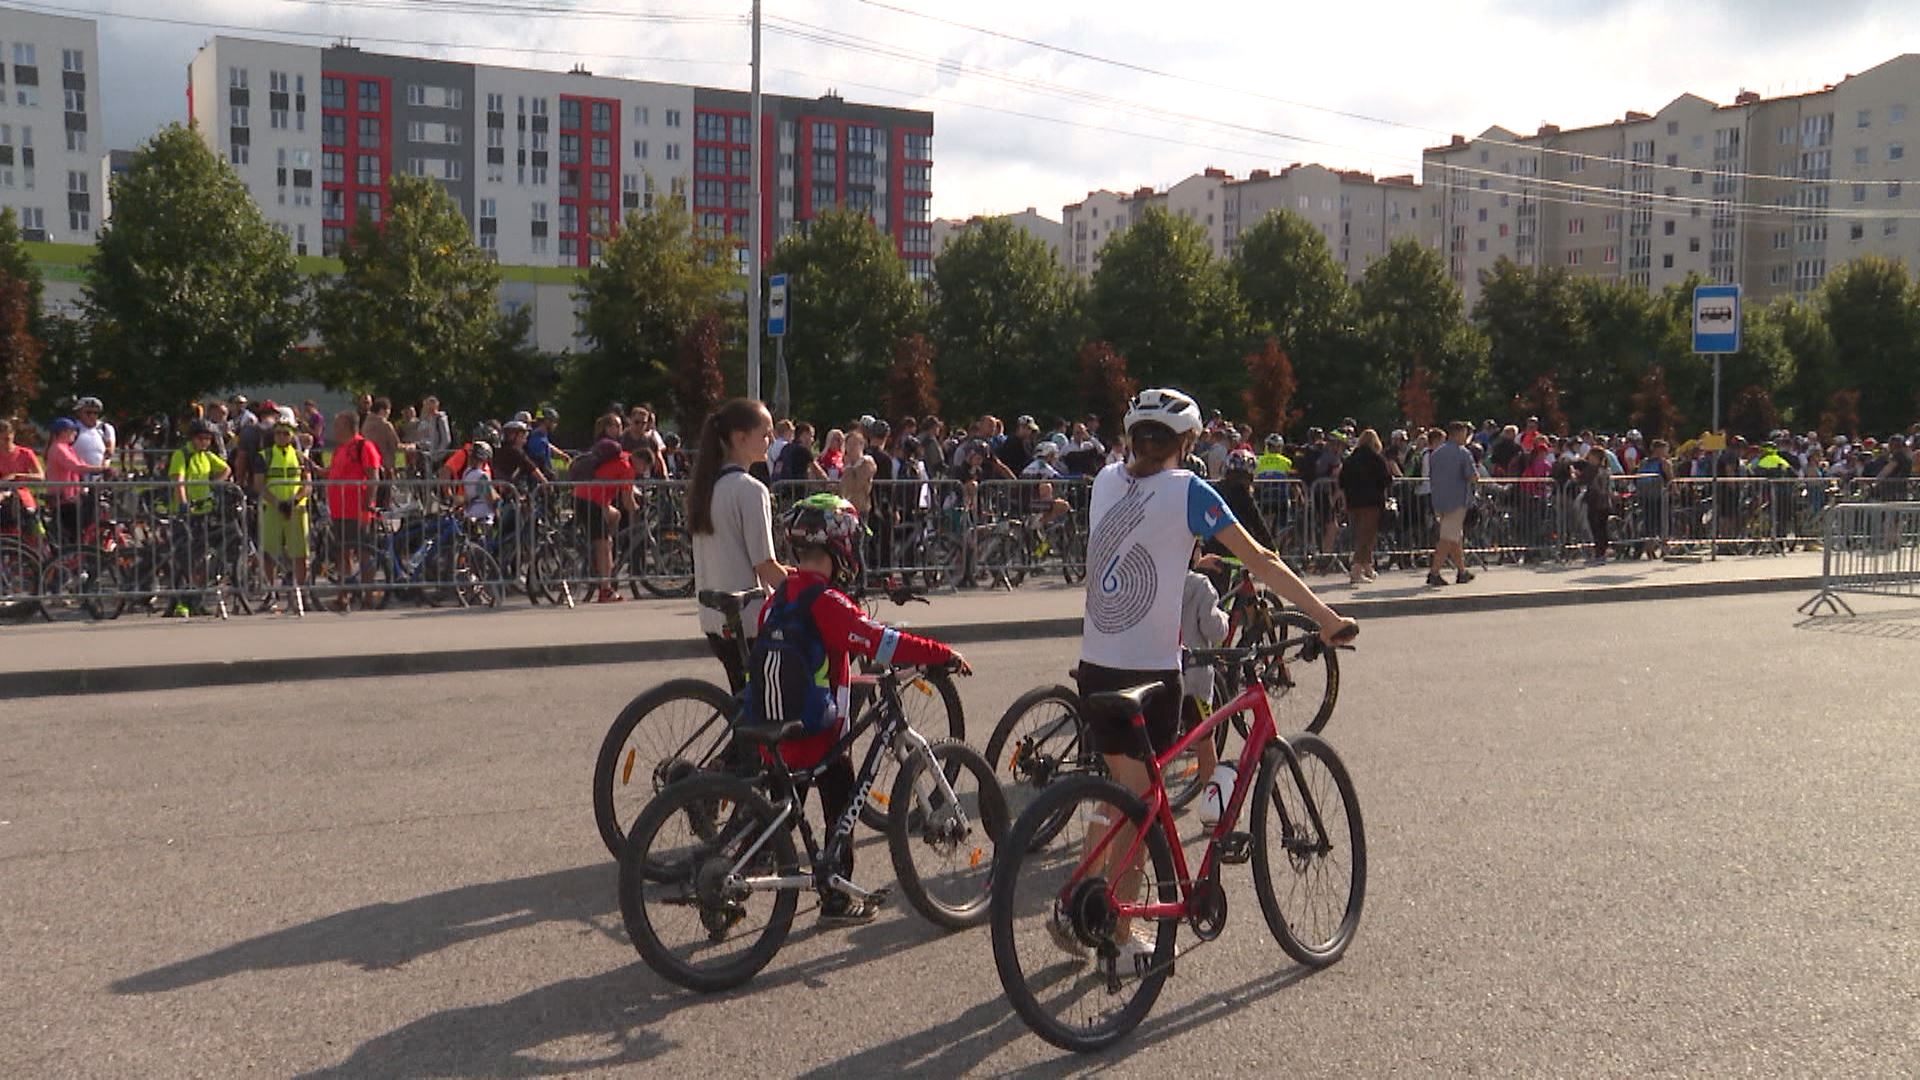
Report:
1197,764,1235,827
1106,928,1158,981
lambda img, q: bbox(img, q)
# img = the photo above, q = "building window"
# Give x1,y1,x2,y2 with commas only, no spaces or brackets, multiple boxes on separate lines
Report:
812,155,835,184
1891,181,1904,198
665,143,681,161
1894,105,1908,124
559,134,580,165
634,105,649,125
64,129,85,153
1891,142,1906,161
323,189,344,219
357,155,380,184
322,151,344,183
903,163,930,190
696,113,726,141
1688,236,1700,252
357,190,381,222
227,64,245,88
732,149,750,177
904,132,932,159
358,81,381,113
590,172,610,201
358,117,381,144
61,48,82,73
849,126,877,154
1855,147,1870,165
812,123,836,152
694,179,724,206
665,109,681,128
230,144,249,166
633,139,648,160
591,138,610,167
1854,184,1868,203
1662,253,1674,268
1859,109,1872,128
591,102,611,131
63,89,84,114
321,77,345,110
1604,246,1617,264
904,195,930,223
1663,220,1676,236
697,146,726,174
1565,250,1582,266
231,106,248,128
558,99,581,130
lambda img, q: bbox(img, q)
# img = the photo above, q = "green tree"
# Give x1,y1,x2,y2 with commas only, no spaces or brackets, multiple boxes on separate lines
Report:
1357,239,1483,422
1771,298,1837,428
929,217,1076,421
0,207,44,330
1086,206,1244,412
1818,256,1918,433
570,201,736,425
1231,210,1351,416
314,174,530,425
84,124,308,425
1567,278,1673,428
768,209,921,422
1474,260,1582,411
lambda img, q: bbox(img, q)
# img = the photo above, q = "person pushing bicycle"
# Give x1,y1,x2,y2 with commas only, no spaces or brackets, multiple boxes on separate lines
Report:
746,493,972,926
1073,388,1358,965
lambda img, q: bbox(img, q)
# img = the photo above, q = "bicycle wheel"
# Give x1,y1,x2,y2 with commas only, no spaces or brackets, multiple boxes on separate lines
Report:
919,532,964,591
450,542,503,608
619,772,800,993
972,530,1019,589
1250,733,1366,968
638,529,697,598
1245,608,1340,734
984,684,1099,849
989,773,1180,1053
852,668,965,831
887,738,1009,930
1057,522,1086,585
593,678,741,861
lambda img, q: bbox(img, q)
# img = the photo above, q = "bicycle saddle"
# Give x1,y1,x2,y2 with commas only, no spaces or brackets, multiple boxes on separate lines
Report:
731,720,807,746
1086,682,1166,718
697,587,768,616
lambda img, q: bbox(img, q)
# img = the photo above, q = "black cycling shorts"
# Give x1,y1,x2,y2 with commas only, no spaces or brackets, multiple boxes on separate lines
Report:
573,497,613,542
1076,661,1182,758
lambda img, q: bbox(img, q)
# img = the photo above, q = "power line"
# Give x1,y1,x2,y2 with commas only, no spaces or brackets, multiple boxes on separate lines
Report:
851,0,1920,189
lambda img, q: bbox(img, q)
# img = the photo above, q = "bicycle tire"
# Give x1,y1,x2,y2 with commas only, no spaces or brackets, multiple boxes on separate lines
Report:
638,529,697,598
593,678,740,860
1244,608,1340,734
452,542,503,608
1250,734,1366,968
887,738,1008,930
983,684,1099,850
919,532,963,591
989,773,1179,1053
619,772,799,993
1058,523,1086,585
851,669,965,831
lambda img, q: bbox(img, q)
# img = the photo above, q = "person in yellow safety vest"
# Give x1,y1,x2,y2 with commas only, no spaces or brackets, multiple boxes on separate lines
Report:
1750,441,1793,479
254,415,314,612
1255,434,1294,479
165,419,232,618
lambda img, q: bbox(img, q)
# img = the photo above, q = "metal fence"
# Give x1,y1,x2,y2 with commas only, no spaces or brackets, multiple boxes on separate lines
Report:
0,467,1895,622
1799,500,1920,615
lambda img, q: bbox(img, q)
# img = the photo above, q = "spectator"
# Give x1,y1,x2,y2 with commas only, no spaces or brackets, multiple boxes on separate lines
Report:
1575,445,1614,565
253,415,313,613
419,396,453,462
0,417,44,529
839,429,876,522
997,415,1036,476
769,418,795,473
818,428,846,479
1426,420,1477,587
527,407,559,478
689,398,788,692
324,410,382,612
462,440,499,525
775,421,825,482
166,419,232,618
72,396,116,469
660,432,688,479
573,415,636,603
1339,429,1393,585
626,405,666,456
47,417,113,545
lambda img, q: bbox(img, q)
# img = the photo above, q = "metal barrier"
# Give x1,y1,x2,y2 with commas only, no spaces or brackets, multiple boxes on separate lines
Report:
1799,500,1920,615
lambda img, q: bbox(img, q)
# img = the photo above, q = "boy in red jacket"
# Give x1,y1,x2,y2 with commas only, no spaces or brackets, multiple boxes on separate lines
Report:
755,493,970,925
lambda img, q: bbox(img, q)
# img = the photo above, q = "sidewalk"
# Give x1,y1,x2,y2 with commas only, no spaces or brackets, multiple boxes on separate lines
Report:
0,553,1823,698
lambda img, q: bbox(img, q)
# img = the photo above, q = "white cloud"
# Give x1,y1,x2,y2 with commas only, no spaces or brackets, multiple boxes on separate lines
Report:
89,0,1920,221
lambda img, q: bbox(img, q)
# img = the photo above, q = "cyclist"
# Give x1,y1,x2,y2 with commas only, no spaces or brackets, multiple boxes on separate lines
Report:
166,419,233,618
0,417,44,534
1018,441,1072,540
72,396,116,470
1254,434,1292,479
750,493,970,925
1071,387,1356,968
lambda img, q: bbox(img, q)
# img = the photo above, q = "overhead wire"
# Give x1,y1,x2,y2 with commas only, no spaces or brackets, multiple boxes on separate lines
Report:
850,0,1920,189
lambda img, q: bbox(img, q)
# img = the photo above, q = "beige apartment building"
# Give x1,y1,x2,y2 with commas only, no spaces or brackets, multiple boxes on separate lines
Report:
932,206,1064,266
1426,54,1920,309
1062,164,1441,280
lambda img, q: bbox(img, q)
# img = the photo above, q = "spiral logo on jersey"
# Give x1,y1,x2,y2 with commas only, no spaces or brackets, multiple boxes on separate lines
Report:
1086,485,1157,634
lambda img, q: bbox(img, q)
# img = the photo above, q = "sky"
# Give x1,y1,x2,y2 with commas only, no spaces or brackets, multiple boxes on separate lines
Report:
32,0,1920,221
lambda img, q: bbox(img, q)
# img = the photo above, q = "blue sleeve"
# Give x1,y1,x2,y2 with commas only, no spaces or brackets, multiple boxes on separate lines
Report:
1186,476,1236,539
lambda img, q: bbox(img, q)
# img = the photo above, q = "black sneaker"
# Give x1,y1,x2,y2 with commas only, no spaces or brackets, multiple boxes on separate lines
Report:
1455,569,1476,585
1425,573,1448,587
819,891,882,927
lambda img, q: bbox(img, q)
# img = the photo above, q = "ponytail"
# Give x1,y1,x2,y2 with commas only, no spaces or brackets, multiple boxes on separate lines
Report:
689,398,770,535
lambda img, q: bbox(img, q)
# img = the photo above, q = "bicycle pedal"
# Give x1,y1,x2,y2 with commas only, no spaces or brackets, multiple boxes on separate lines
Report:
1218,831,1254,865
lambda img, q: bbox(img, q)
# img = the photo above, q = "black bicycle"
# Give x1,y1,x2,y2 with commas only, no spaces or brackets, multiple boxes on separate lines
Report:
592,586,964,858
619,661,1008,992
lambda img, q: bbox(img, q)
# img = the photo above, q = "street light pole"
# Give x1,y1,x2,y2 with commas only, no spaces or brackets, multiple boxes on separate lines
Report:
746,0,764,404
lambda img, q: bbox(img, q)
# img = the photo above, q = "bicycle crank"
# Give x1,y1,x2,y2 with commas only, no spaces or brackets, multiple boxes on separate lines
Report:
1187,875,1228,941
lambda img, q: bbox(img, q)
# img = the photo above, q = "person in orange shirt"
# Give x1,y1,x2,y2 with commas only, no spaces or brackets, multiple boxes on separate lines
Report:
0,417,44,530
573,413,637,603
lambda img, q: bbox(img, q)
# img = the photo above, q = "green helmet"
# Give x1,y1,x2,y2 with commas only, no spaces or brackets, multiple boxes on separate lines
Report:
780,493,864,589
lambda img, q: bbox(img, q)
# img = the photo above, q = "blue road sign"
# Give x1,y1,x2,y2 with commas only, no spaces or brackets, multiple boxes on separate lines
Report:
767,273,789,338
1692,284,1741,354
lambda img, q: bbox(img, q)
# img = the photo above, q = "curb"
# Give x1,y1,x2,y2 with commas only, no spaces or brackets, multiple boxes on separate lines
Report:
0,574,1820,700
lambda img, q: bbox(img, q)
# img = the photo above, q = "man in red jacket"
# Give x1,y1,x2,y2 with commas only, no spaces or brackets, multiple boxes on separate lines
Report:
755,494,970,925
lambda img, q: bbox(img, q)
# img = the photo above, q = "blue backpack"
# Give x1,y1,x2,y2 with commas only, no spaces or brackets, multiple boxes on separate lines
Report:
745,582,834,732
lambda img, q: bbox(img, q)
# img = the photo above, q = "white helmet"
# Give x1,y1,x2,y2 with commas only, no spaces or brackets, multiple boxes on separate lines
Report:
1124,387,1203,437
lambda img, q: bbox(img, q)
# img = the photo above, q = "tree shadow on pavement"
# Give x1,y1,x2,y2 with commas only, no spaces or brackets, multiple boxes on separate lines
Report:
297,911,948,1079
113,863,621,994
800,958,1313,1079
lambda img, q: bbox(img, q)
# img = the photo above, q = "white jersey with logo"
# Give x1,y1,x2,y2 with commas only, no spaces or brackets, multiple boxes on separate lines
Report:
1081,462,1235,672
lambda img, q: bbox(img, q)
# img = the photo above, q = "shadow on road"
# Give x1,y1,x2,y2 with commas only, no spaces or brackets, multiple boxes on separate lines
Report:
800,954,1313,1078
1794,606,1920,641
113,863,621,994
297,908,950,1079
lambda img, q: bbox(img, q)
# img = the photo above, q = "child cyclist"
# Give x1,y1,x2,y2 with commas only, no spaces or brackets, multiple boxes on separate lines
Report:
748,492,973,926
1070,388,1358,968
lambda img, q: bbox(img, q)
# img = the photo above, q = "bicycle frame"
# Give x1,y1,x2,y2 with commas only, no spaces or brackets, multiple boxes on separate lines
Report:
1067,648,1335,925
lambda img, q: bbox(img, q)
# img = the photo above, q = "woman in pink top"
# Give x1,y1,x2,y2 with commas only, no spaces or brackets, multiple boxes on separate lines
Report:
45,417,113,541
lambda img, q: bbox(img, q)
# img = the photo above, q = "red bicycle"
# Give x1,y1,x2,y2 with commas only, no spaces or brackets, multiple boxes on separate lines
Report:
988,637,1366,1052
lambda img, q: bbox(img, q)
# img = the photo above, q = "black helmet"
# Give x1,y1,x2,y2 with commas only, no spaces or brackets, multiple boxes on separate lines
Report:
188,419,217,438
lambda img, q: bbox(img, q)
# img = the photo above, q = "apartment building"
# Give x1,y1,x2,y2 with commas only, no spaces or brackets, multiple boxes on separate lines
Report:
1063,165,1440,281
1426,54,1920,309
932,206,1064,266
0,7,103,244
186,38,933,277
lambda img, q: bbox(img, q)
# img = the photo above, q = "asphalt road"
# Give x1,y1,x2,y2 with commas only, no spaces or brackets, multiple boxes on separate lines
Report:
3,594,1917,1077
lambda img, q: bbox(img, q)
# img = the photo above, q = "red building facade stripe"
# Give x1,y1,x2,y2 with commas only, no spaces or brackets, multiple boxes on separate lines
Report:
321,71,393,234
559,93,622,269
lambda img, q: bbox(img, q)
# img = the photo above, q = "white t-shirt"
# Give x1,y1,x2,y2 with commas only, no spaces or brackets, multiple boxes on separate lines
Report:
73,421,114,467
1081,463,1235,672
462,466,495,522
692,467,777,636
